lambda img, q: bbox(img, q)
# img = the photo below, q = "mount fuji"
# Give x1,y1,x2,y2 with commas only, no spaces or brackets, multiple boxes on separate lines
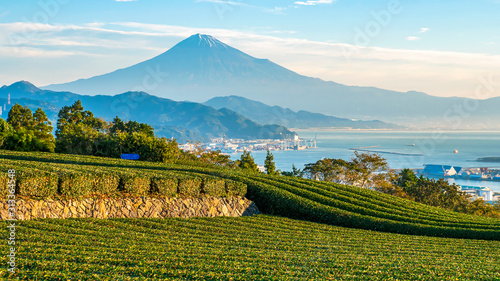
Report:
44,34,500,127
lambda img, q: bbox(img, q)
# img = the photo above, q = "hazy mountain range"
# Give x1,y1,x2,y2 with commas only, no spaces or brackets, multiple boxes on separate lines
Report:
44,34,500,128
204,96,401,129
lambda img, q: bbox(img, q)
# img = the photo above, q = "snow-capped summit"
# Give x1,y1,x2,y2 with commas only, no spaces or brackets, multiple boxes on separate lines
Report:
177,34,229,49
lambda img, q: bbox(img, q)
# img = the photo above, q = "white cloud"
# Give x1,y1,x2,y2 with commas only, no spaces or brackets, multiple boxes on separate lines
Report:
294,0,334,6
265,6,288,14
195,0,249,7
418,27,429,33
407,36,419,41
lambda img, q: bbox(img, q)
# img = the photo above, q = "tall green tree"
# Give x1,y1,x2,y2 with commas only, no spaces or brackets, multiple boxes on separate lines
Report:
56,100,103,138
55,100,104,154
3,106,55,152
264,150,278,175
236,150,259,173
7,103,33,130
32,108,55,151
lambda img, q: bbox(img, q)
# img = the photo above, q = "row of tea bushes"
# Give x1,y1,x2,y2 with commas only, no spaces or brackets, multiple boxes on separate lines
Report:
0,164,246,199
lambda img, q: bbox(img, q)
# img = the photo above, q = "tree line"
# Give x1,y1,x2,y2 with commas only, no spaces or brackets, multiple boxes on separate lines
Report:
0,101,190,162
284,152,500,218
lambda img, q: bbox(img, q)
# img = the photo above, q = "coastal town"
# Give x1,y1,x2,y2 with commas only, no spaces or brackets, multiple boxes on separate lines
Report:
179,134,318,154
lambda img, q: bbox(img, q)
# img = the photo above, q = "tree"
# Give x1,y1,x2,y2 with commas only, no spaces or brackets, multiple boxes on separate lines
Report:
303,158,357,184
395,169,470,211
32,108,55,152
3,106,55,152
7,103,33,130
110,116,154,138
373,171,406,197
303,151,390,188
350,151,389,188
0,118,13,147
55,100,104,154
264,150,279,175
282,164,303,177
56,100,104,138
32,108,53,137
236,150,259,172
395,168,419,192
2,128,54,152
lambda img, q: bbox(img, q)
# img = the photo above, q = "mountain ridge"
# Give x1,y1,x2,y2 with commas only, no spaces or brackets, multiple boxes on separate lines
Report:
43,34,500,128
204,95,401,129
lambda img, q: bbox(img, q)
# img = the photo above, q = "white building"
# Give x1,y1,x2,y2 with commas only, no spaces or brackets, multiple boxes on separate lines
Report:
460,186,493,201
257,165,266,173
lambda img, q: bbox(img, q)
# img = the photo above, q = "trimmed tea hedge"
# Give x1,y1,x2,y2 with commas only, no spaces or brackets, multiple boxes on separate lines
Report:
91,172,120,196
0,172,8,196
226,179,247,197
151,175,178,197
58,170,94,198
178,176,202,197
16,169,58,198
202,177,227,197
119,173,151,196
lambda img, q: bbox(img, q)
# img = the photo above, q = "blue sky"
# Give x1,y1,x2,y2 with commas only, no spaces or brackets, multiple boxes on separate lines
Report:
0,0,499,98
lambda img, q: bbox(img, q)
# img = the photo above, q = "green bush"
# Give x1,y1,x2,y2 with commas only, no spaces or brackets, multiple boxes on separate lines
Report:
0,172,8,196
119,173,151,196
178,177,202,197
58,171,93,198
226,179,247,197
202,177,226,197
92,172,120,196
151,175,178,197
17,169,58,198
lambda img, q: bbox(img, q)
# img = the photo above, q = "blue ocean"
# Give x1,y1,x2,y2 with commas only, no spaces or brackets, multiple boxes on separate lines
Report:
240,130,500,192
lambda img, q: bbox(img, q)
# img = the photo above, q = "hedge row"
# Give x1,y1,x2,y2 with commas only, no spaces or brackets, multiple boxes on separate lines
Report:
17,169,59,198
0,165,246,199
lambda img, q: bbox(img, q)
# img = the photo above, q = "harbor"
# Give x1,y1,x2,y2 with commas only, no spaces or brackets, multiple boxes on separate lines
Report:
179,134,317,154
414,164,500,203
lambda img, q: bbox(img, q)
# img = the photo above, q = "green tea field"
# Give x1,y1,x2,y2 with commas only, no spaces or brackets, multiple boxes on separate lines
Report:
1,215,499,280
1,150,500,280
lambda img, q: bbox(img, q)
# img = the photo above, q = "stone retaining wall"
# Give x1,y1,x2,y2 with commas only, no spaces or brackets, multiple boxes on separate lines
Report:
0,196,259,220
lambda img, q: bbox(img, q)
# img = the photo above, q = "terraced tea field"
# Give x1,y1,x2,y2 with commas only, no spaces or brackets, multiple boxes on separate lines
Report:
1,215,499,280
1,150,499,240
1,150,500,279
